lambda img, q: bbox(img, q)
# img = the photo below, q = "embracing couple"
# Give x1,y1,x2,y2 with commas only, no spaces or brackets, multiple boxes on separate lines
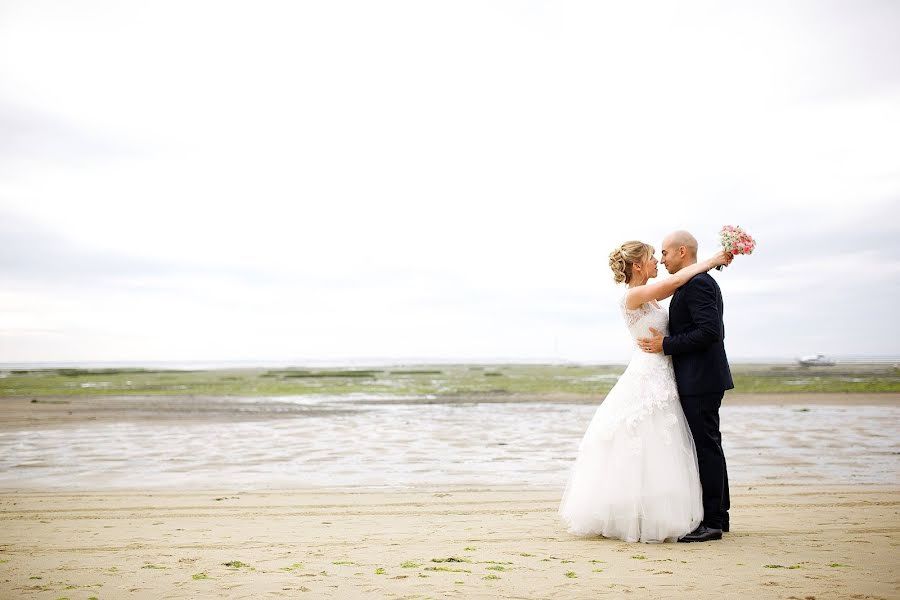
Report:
559,230,734,543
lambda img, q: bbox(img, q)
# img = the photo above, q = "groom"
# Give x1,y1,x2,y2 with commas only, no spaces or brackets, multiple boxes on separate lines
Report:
638,230,734,543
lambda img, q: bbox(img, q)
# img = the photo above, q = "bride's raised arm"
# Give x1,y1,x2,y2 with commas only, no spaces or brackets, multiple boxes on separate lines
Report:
625,251,731,309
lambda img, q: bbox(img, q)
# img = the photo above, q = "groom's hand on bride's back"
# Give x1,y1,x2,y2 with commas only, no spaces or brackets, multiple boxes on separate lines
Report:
637,327,665,353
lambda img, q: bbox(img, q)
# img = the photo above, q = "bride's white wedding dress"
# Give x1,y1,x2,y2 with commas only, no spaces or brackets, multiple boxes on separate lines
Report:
558,296,703,543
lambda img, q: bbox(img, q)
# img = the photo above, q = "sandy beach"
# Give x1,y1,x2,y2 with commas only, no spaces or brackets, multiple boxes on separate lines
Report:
1,391,898,598
1,484,897,599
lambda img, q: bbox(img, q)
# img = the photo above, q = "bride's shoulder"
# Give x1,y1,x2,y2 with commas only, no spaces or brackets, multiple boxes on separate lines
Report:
621,290,646,311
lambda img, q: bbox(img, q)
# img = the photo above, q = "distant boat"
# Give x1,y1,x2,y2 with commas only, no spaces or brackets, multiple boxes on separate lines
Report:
797,353,836,367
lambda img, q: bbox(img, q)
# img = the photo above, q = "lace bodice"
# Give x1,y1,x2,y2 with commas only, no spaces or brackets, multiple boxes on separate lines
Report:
620,295,669,344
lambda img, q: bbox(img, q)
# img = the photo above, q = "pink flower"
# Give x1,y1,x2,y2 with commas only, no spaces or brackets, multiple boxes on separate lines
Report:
720,225,755,259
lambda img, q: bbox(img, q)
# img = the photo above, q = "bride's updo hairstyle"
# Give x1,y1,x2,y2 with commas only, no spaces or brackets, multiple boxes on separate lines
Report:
609,241,654,284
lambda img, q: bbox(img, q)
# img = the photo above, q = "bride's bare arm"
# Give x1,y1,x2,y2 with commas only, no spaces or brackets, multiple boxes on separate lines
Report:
625,251,731,309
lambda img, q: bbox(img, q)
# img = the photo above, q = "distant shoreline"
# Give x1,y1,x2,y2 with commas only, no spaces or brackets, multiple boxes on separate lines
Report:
2,357,899,370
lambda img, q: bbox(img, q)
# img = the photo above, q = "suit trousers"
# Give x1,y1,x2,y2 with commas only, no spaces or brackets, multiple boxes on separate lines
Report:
679,391,730,529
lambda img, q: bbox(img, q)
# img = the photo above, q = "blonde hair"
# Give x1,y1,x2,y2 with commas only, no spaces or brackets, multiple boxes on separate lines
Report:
609,241,654,284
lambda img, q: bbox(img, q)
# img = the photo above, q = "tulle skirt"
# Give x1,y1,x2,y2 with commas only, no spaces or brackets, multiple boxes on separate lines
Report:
558,352,703,543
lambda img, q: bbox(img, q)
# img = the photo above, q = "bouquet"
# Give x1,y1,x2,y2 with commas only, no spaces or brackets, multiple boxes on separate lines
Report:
716,225,755,270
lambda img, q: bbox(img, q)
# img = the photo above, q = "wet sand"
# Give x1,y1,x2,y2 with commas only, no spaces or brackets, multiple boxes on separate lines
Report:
1,484,897,599
2,398,898,490
2,392,897,430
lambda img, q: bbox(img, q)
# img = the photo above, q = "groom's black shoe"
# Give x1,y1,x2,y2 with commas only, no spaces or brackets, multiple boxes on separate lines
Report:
677,525,723,543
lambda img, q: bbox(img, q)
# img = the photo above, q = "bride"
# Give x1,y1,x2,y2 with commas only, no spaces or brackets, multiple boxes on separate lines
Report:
558,241,730,543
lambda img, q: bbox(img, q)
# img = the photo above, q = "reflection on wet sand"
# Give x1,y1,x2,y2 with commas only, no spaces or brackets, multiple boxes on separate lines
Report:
1,397,897,489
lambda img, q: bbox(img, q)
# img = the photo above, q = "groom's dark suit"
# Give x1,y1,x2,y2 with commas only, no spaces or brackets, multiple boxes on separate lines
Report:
663,272,733,530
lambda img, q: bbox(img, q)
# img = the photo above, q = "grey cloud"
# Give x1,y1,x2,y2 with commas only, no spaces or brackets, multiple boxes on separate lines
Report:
719,0,900,101
739,201,899,269
0,209,459,294
720,200,900,357
0,210,176,283
0,102,139,162
806,0,900,98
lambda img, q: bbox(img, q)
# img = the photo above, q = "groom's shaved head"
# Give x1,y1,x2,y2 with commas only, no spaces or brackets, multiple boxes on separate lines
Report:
666,230,698,258
661,230,698,274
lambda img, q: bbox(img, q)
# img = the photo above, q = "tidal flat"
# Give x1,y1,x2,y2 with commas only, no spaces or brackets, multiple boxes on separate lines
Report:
1,364,897,599
1,362,898,399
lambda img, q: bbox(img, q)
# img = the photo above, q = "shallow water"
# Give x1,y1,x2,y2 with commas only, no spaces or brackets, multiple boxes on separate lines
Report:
0,400,897,489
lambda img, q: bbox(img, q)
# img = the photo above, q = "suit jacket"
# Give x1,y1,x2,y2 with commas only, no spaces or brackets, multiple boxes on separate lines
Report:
663,272,734,396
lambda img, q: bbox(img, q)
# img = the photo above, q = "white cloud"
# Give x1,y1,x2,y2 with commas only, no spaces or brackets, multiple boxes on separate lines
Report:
0,0,898,363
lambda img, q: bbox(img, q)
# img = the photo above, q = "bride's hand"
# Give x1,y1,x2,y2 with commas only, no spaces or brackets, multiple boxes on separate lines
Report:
709,250,732,269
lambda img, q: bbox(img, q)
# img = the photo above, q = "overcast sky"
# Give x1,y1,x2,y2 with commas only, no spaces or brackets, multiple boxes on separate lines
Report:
1,0,899,364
